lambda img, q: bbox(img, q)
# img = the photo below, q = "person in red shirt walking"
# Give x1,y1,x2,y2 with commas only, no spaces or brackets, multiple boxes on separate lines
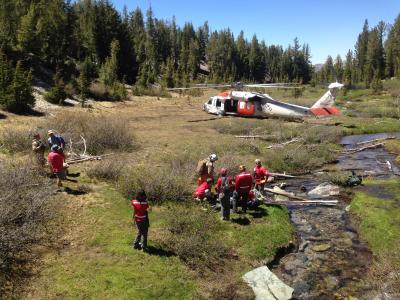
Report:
232,165,253,213
131,190,150,251
253,159,270,193
48,145,66,187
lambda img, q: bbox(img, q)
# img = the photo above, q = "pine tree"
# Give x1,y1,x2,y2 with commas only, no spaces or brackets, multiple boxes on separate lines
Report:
355,19,369,82
0,53,34,113
17,3,39,54
45,69,67,105
99,39,119,86
334,55,344,82
343,50,354,87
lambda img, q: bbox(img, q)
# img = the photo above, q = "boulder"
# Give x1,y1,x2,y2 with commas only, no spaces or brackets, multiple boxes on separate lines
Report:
242,266,294,300
307,182,340,199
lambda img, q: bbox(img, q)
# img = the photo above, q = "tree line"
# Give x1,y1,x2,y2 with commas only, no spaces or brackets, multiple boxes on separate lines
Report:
314,15,400,89
0,0,314,112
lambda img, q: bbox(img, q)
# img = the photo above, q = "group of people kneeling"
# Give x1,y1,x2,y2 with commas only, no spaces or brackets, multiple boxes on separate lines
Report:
194,154,270,221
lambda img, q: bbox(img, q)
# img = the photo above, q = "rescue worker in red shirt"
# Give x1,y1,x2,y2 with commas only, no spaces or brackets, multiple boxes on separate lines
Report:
48,145,66,187
216,168,233,221
194,178,213,203
232,165,253,213
253,159,270,193
131,190,150,251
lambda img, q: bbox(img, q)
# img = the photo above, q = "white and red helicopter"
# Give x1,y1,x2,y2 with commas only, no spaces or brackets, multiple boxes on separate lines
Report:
170,82,343,119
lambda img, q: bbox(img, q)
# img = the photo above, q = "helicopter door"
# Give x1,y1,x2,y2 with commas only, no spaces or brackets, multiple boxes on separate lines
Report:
238,100,255,116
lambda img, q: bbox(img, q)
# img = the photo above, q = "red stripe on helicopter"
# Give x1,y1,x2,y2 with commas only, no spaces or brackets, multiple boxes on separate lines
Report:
309,107,340,116
218,91,230,97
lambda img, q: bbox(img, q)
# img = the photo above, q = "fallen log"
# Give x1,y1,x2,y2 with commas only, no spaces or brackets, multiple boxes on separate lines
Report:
341,143,384,154
356,136,395,145
265,187,309,201
235,135,275,140
265,200,337,206
266,138,303,149
269,172,298,179
66,153,114,165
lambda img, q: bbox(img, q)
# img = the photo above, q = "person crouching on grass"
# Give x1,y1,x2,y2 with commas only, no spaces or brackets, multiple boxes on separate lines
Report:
131,190,150,252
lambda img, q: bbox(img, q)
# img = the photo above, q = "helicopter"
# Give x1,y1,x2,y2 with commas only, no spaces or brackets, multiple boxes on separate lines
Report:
168,82,343,119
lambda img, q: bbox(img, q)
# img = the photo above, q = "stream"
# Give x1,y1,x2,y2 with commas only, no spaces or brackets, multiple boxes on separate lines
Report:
269,133,400,299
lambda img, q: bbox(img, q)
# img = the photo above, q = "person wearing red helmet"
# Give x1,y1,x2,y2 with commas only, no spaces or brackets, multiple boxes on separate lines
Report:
216,167,233,221
253,159,270,193
232,165,253,213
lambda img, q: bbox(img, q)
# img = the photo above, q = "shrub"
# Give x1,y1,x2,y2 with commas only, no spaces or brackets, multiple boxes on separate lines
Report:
321,170,350,186
131,85,172,98
43,112,136,155
0,160,55,294
265,143,335,174
118,162,193,204
158,203,230,270
86,159,125,181
0,127,32,153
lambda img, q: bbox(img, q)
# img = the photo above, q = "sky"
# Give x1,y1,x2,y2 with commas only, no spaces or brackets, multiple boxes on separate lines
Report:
112,0,400,64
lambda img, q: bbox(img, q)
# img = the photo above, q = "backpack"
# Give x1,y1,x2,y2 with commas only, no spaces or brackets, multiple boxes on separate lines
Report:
196,159,208,176
221,176,233,194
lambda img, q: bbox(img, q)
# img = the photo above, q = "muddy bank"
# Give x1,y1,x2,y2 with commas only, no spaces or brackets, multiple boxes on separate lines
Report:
270,133,400,299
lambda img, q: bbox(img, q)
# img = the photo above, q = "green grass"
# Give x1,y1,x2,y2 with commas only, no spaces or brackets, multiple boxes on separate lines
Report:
350,178,400,253
385,139,400,163
33,184,196,299
30,175,294,299
225,206,294,261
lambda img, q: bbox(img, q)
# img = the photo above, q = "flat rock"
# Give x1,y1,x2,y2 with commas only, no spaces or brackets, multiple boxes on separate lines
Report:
307,182,340,199
311,243,331,252
243,266,294,300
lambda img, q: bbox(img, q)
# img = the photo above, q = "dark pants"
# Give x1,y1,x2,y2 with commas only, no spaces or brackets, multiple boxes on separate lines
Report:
219,192,231,220
134,219,149,249
232,191,249,213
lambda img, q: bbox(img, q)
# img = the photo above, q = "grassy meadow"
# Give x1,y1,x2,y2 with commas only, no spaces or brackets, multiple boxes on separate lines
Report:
1,79,400,298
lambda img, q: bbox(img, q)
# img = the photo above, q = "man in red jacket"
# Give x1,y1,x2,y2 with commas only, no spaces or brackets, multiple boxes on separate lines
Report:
253,159,270,193
232,165,253,213
131,190,150,251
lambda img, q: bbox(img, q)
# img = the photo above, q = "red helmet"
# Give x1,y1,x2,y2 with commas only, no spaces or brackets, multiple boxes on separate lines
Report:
220,168,228,175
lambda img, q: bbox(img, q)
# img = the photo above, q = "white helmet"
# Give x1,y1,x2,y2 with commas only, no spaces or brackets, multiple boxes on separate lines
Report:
209,153,218,162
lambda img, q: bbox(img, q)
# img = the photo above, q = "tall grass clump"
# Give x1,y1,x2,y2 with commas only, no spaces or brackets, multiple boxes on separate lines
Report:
265,143,335,174
0,160,56,296
158,203,230,271
44,112,136,154
0,127,32,153
86,159,125,181
118,162,194,203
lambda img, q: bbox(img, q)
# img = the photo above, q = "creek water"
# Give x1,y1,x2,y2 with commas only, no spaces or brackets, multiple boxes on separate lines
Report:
270,133,400,299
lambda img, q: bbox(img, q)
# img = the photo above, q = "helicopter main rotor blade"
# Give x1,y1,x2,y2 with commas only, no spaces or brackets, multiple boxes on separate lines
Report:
167,84,231,91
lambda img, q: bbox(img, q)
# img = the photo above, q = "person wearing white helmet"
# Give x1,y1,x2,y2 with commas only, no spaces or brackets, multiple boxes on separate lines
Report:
196,153,218,185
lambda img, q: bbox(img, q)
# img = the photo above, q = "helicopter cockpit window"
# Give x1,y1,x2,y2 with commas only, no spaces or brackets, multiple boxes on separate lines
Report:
216,99,222,107
208,98,212,105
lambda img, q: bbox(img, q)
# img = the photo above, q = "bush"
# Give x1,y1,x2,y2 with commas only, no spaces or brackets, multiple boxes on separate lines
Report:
43,112,136,155
158,203,230,270
131,85,172,98
86,159,125,181
89,82,128,101
321,170,350,186
0,127,32,153
265,143,335,174
118,162,193,204
0,160,55,294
